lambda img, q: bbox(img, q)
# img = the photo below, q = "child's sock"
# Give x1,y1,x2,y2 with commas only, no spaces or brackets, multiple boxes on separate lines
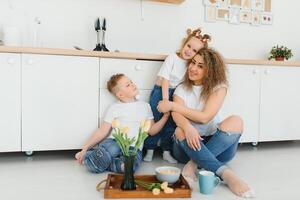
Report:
143,149,154,162
163,151,177,164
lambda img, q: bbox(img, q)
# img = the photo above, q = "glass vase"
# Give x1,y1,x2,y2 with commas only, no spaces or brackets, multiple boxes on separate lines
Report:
121,155,136,190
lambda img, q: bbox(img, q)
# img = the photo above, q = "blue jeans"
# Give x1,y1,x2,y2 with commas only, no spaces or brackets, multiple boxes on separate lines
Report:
173,128,241,177
144,85,176,151
84,138,142,173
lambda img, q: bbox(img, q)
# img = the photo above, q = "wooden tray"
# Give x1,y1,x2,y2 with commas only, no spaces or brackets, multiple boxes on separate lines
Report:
103,174,192,198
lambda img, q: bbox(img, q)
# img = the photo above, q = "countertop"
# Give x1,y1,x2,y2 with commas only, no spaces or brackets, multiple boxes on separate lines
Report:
0,46,299,67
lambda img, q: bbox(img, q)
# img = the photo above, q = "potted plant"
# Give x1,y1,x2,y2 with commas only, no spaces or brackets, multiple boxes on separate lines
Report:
268,45,293,61
111,119,150,190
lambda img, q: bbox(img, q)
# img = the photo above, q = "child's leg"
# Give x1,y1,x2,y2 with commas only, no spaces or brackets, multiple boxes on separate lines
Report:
84,138,121,173
161,87,177,163
161,117,177,163
144,85,163,161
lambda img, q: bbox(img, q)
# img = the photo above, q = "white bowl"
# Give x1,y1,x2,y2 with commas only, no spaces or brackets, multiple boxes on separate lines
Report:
155,166,181,184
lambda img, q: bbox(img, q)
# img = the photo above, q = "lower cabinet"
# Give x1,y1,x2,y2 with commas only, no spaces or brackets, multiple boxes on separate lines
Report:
1,52,299,153
222,65,260,143
21,54,99,151
260,66,300,141
0,53,21,152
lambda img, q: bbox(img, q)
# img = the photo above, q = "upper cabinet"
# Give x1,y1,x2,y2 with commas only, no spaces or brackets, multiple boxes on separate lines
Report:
149,0,185,4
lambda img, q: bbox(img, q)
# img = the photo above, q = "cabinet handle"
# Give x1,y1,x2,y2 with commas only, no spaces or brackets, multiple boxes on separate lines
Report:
7,58,15,65
252,69,258,74
264,69,270,75
135,65,141,71
27,59,34,65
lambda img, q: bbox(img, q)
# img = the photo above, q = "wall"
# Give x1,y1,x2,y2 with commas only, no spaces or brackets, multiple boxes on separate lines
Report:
0,0,299,60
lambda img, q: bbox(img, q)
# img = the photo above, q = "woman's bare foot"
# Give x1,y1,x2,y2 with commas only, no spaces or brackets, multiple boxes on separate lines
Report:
222,169,255,198
182,160,197,181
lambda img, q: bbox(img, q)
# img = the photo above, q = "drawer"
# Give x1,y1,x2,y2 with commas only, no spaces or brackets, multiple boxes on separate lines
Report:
99,89,151,118
100,58,162,90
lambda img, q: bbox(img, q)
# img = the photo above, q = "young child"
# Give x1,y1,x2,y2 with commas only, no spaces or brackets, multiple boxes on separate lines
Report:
143,28,211,163
75,73,169,173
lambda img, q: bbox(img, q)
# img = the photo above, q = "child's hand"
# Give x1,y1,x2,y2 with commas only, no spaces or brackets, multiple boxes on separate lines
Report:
75,150,86,165
163,112,170,118
157,100,173,113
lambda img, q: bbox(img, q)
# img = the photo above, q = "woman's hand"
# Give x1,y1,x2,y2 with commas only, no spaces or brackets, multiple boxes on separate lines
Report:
157,100,173,113
184,125,203,151
75,149,87,164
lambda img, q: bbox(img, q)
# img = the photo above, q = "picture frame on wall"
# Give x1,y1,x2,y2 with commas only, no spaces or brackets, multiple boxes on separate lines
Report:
264,0,272,12
240,11,252,23
229,0,241,8
204,0,218,6
229,7,240,24
205,6,217,22
251,10,261,26
241,0,251,10
261,12,273,25
217,0,229,8
252,0,264,11
216,8,229,21
216,8,230,21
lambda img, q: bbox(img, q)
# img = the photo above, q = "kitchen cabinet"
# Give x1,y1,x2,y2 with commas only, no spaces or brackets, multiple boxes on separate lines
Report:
222,65,260,143
0,53,21,152
21,54,99,151
260,66,300,141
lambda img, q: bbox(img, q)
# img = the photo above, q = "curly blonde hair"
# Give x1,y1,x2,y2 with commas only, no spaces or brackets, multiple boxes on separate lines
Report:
179,28,211,51
183,48,228,101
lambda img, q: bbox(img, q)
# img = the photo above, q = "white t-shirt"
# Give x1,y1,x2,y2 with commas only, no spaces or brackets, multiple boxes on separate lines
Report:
157,53,187,88
103,100,154,149
174,84,227,136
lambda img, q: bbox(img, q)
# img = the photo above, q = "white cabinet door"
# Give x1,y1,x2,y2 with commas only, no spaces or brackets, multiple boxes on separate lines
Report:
0,53,21,152
221,65,260,143
22,54,99,151
100,58,162,90
260,66,300,141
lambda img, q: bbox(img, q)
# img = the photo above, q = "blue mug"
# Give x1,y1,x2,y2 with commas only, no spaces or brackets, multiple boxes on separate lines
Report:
198,170,220,195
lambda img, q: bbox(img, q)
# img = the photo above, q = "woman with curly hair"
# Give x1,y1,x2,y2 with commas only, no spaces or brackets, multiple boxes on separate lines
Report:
157,48,254,198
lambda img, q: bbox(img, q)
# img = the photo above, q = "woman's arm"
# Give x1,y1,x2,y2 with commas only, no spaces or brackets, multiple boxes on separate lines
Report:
159,87,227,124
172,95,202,151
161,78,169,101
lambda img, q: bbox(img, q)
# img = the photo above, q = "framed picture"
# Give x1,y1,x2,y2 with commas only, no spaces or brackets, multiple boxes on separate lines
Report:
229,0,241,7
229,7,240,24
241,0,251,10
264,0,272,12
216,8,230,21
204,0,218,6
252,0,264,11
251,10,261,26
261,12,273,25
205,6,217,22
217,0,229,8
240,11,252,23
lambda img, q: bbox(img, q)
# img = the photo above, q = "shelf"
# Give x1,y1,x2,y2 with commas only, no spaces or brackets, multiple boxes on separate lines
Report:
149,0,185,4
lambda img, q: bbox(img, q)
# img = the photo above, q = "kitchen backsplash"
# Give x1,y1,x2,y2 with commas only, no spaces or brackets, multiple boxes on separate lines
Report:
0,0,299,60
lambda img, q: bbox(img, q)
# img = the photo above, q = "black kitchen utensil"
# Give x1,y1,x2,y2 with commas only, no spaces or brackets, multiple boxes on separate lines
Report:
93,17,102,51
101,18,109,51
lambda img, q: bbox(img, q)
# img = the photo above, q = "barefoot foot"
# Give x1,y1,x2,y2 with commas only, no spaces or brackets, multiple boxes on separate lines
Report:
182,160,197,181
222,169,255,198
